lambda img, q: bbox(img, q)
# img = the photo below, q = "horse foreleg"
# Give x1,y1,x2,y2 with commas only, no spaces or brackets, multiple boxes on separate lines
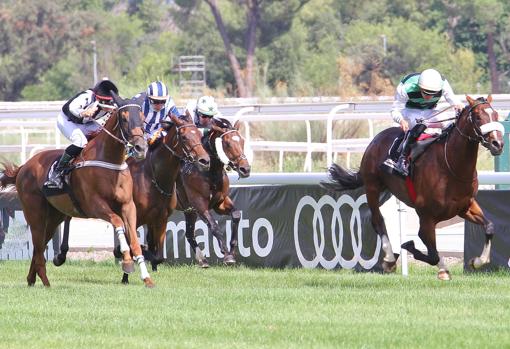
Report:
460,199,493,269
215,196,238,263
184,209,208,268
123,202,154,288
366,185,396,273
201,210,231,265
150,222,168,272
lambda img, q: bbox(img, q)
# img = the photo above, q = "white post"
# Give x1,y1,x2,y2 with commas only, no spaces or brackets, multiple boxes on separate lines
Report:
398,199,408,276
327,104,351,166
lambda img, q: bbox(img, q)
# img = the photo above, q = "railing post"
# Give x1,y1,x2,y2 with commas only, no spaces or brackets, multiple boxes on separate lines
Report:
327,104,351,167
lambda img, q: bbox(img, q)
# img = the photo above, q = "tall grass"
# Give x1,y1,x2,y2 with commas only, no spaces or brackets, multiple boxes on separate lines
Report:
1,261,509,349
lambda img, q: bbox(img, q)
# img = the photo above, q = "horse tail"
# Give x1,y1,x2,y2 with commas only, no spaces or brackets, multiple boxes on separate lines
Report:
320,163,364,192
0,162,20,189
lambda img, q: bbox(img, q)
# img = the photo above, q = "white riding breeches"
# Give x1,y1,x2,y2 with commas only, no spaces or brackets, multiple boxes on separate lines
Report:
57,112,102,147
402,108,455,130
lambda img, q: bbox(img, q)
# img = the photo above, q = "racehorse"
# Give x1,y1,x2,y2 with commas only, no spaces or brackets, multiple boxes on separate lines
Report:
175,117,250,267
0,93,156,287
322,95,504,280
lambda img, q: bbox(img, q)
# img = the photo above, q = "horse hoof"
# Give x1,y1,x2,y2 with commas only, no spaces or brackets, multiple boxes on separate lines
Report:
143,277,155,288
223,255,236,266
122,260,135,274
52,255,66,267
469,257,484,269
437,269,451,281
382,260,397,273
198,260,210,268
401,240,415,251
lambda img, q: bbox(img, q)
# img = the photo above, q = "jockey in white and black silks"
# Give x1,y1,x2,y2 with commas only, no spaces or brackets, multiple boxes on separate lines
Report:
383,69,464,177
44,79,118,189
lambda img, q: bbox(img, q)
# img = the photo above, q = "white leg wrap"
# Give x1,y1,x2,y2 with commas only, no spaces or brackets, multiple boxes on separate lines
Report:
437,256,447,271
382,235,396,262
115,227,130,253
135,255,150,280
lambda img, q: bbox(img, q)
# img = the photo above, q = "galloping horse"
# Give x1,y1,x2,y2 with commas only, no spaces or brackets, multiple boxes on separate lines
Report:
119,113,211,284
322,95,504,280
0,93,156,287
175,117,251,267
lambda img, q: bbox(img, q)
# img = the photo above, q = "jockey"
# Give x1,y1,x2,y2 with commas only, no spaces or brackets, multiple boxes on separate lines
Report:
44,79,119,189
383,68,464,177
184,95,220,133
141,81,179,134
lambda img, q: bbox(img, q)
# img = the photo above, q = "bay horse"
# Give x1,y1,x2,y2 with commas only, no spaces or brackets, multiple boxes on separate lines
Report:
119,114,211,284
322,95,504,280
175,117,251,267
0,93,156,287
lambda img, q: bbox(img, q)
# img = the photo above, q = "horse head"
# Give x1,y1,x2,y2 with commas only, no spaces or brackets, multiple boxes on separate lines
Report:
210,118,251,178
108,92,147,160
160,113,210,171
458,95,504,156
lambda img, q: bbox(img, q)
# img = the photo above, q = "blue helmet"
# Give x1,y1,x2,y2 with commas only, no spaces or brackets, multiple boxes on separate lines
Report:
146,81,169,102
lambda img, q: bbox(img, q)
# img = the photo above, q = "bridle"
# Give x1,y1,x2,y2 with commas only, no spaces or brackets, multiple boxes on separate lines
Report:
209,128,247,173
98,103,144,156
444,98,499,182
160,122,203,163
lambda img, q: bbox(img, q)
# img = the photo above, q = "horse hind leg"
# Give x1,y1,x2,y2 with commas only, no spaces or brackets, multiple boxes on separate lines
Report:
366,185,397,273
201,210,231,265
184,209,209,268
460,200,493,270
215,196,238,265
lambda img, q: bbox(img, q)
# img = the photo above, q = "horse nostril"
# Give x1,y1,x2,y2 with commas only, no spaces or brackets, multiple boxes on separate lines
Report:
199,158,210,169
492,140,502,149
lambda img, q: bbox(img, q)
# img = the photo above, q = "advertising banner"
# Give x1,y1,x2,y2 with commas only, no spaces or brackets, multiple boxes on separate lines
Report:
166,185,385,271
464,190,510,270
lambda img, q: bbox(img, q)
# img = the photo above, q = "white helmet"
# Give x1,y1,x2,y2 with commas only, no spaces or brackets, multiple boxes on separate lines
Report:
418,69,444,92
196,95,218,116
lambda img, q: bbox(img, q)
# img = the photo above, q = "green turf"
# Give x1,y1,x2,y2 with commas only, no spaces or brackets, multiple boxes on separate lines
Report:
0,260,509,349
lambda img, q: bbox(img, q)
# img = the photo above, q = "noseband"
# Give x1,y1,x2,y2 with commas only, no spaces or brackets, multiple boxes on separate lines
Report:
161,123,203,163
209,129,247,172
99,104,144,155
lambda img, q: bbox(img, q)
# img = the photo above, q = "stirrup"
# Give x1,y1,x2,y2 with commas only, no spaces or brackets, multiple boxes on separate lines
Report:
44,172,63,189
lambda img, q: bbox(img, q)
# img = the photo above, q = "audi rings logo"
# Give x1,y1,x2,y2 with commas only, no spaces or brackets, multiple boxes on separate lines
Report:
293,195,381,270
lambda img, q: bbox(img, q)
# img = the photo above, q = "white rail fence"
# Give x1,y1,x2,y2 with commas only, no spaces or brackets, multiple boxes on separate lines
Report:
1,98,509,170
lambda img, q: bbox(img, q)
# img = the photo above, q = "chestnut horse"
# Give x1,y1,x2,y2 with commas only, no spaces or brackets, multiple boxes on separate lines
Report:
0,93,156,287
175,117,251,267
322,95,504,280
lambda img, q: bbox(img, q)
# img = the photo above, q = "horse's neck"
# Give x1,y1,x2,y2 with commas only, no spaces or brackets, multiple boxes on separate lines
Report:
83,124,125,164
447,122,479,173
149,136,181,182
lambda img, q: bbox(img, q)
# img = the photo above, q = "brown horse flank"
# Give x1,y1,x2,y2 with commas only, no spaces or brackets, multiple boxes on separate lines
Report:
322,95,504,280
0,93,156,287
119,113,211,284
175,117,251,267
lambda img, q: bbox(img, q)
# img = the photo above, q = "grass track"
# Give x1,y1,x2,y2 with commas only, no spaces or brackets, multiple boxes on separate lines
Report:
0,260,509,349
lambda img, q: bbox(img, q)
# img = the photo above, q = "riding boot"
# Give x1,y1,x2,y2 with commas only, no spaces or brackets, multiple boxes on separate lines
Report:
44,144,82,189
393,123,427,177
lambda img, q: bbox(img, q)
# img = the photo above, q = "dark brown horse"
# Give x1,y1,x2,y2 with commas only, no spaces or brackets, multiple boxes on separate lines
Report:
118,113,211,284
322,95,504,280
0,93,156,287
175,117,251,267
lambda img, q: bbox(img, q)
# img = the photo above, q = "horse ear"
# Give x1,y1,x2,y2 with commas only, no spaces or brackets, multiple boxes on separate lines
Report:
465,95,474,105
233,120,241,130
170,113,183,125
111,91,122,107
487,94,493,104
134,94,144,106
211,124,223,134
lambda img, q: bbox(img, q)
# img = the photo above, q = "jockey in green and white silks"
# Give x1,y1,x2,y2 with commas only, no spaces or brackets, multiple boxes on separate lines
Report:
383,69,464,178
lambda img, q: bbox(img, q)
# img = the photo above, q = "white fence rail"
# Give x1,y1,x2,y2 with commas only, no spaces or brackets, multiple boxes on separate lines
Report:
1,98,510,170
